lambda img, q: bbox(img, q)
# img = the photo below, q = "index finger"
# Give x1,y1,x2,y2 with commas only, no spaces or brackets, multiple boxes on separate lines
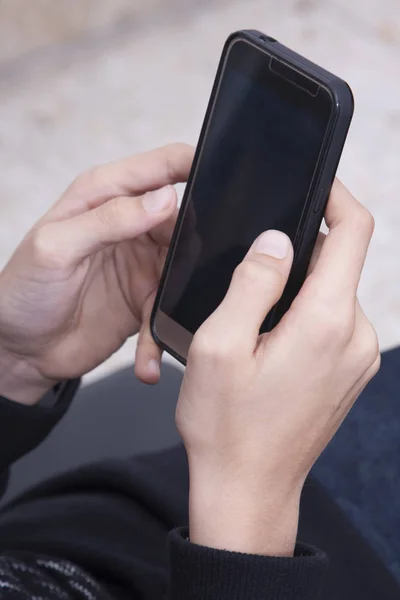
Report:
44,143,194,222
307,179,374,300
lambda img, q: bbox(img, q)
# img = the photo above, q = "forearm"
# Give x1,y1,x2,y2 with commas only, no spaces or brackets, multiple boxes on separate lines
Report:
188,467,300,556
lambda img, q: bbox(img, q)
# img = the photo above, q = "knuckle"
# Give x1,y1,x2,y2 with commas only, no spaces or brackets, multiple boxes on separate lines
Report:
211,345,235,368
370,353,382,377
190,327,236,368
327,318,353,346
68,167,98,195
310,305,354,348
234,259,284,293
30,225,63,268
347,319,380,379
162,142,194,179
95,196,126,228
234,260,264,284
165,141,192,155
359,324,380,367
355,205,375,238
189,328,213,360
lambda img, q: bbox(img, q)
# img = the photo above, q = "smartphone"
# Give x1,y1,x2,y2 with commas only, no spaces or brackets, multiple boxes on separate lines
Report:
151,29,354,364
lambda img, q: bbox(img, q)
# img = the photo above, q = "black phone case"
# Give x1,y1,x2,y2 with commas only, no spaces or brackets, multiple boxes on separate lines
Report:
151,29,354,365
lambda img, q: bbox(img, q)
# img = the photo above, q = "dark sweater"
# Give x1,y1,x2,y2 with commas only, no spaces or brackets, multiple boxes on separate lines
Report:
0,391,398,599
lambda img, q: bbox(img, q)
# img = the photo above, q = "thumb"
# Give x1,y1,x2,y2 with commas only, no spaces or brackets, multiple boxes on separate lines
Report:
45,186,177,264
203,230,293,349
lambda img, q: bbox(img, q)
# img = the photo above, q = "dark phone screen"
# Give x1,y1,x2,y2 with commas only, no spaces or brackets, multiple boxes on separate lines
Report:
160,40,333,334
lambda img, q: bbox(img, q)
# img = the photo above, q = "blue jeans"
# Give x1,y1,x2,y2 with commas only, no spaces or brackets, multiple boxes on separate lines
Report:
314,346,400,581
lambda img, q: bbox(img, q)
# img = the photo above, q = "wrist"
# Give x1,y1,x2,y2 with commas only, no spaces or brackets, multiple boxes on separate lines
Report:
0,349,56,406
188,460,302,557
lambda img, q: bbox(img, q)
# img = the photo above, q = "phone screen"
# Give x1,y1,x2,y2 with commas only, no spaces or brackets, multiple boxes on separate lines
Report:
160,39,333,335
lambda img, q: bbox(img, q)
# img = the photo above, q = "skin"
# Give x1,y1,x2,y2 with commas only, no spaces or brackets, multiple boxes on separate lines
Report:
178,180,380,555
0,147,379,557
0,143,194,404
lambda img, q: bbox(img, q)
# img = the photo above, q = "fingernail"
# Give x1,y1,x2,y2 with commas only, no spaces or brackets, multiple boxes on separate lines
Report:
253,230,290,259
142,186,173,213
147,359,160,378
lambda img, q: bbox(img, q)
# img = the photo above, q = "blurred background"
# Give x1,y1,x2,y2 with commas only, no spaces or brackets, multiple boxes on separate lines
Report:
0,0,399,384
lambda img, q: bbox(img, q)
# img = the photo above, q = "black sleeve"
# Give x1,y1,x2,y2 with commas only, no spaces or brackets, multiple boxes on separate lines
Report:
168,527,329,600
0,380,79,479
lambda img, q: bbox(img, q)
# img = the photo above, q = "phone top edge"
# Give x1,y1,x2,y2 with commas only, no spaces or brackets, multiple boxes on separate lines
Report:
232,29,355,113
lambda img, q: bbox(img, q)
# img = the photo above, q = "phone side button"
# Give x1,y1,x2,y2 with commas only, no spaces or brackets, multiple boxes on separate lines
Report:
313,189,327,214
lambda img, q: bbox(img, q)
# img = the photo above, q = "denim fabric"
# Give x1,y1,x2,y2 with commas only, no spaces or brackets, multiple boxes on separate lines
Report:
314,347,400,582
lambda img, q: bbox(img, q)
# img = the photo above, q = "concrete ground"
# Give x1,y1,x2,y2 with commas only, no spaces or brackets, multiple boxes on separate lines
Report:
0,0,399,384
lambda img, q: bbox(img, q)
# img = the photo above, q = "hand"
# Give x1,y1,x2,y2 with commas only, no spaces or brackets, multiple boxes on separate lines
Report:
177,180,379,557
0,144,193,405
